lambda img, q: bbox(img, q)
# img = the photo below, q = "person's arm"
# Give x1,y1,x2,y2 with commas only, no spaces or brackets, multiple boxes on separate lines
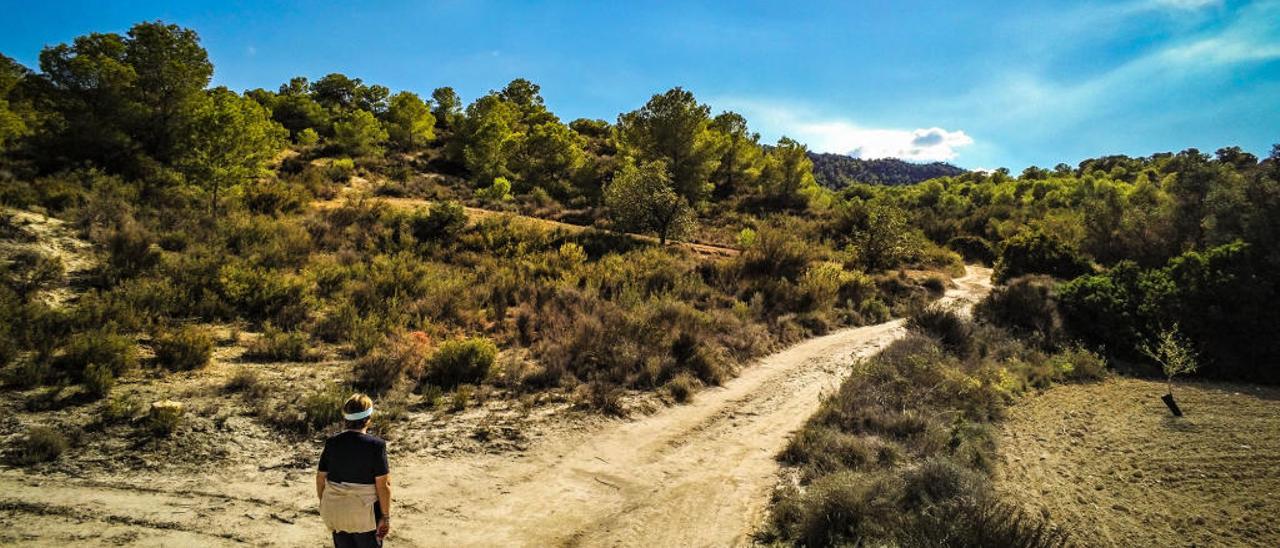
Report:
316,471,327,501
375,474,391,538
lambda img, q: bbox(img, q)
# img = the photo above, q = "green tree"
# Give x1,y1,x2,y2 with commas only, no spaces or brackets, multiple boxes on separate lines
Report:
849,198,911,272
0,54,33,152
508,121,585,197
460,94,520,183
179,87,287,214
36,31,139,172
604,158,693,245
124,21,212,163
759,136,817,208
310,73,362,111
617,87,720,203
708,111,762,196
1142,325,1197,399
333,109,388,157
271,77,329,139
498,78,554,126
384,91,435,150
994,229,1092,282
431,86,463,130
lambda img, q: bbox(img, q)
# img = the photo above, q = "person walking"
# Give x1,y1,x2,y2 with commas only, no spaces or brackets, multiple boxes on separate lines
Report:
317,394,392,547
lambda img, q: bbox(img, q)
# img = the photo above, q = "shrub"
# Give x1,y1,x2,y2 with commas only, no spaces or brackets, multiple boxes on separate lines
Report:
82,363,115,399
781,470,902,546
152,325,214,371
576,380,625,416
325,158,356,182
102,393,142,423
242,178,309,215
906,305,974,358
476,177,513,202
243,325,321,362
425,337,496,389
449,384,474,412
55,330,137,380
12,426,69,465
355,331,432,393
4,250,64,298
409,201,468,242
664,372,698,403
900,457,988,510
948,235,997,264
1047,346,1108,382
903,497,1069,548
781,425,897,476
975,275,1064,349
224,368,266,398
300,387,346,430
994,230,1091,283
922,275,947,296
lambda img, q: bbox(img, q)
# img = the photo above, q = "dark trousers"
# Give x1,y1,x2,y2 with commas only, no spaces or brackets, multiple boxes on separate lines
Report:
332,530,380,548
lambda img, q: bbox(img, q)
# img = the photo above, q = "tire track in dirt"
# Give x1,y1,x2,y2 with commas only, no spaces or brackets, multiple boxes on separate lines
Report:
386,265,990,547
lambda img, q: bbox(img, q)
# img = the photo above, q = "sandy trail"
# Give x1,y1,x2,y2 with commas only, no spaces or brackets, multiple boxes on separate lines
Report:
0,267,990,547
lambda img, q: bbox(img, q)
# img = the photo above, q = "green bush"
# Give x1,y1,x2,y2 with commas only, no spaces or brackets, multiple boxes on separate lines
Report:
906,305,974,358
974,275,1064,349
3,250,64,298
223,368,266,398
11,426,69,465
243,325,321,362
54,330,137,380
82,363,115,399
425,337,496,389
300,387,346,430
948,235,997,264
102,393,142,423
325,158,356,182
152,325,214,371
409,201,468,242
994,230,1091,283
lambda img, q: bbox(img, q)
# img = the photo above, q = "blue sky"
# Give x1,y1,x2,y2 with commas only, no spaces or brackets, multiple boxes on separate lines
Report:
2,0,1277,170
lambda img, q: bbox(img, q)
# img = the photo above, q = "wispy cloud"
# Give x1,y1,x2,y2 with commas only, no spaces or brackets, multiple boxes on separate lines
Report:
926,0,1279,164
1142,0,1222,11
713,98,974,162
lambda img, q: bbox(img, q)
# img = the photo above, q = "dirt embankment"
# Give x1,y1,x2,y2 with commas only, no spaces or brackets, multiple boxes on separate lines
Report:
0,267,990,546
997,377,1280,547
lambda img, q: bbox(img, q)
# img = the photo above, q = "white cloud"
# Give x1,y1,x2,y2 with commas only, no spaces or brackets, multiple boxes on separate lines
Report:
714,98,974,162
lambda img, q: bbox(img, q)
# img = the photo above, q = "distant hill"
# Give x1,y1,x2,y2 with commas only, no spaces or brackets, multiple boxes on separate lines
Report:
808,152,967,188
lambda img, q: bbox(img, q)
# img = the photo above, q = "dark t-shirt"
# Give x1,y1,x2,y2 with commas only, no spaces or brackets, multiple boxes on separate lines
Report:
318,431,389,484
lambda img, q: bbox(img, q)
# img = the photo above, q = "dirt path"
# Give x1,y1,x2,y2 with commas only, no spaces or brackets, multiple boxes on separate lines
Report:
313,196,741,258
0,268,990,547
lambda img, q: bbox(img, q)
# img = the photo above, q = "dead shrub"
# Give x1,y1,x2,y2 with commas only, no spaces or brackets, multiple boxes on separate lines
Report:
355,331,433,393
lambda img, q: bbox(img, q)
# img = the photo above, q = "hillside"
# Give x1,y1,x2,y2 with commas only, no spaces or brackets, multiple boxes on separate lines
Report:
808,152,967,188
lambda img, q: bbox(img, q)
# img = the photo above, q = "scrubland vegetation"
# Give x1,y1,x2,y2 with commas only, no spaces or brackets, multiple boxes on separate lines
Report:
0,22,957,458
0,18,1277,546
761,303,1104,546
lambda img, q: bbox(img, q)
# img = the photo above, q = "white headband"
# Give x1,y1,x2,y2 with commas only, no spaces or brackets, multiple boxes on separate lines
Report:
343,407,373,421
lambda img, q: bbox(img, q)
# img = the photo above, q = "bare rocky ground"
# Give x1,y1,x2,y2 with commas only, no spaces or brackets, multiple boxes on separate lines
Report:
997,377,1280,547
